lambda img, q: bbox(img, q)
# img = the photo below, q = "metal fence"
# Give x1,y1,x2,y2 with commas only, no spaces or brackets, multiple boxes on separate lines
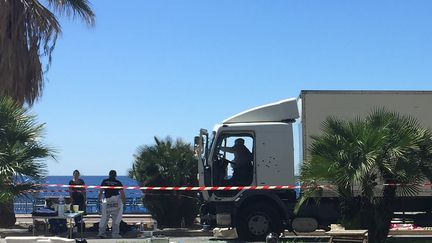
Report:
14,197,148,214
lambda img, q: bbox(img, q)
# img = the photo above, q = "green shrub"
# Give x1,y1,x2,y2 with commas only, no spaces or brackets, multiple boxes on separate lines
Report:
129,136,198,228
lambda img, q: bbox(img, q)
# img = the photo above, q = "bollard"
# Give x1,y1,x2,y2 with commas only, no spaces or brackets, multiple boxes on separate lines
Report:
266,232,279,243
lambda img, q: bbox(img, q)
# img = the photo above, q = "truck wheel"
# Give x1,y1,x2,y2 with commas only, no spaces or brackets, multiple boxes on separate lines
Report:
236,203,282,241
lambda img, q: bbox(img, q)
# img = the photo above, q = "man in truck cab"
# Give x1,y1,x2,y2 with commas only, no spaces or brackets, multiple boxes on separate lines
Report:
220,138,253,185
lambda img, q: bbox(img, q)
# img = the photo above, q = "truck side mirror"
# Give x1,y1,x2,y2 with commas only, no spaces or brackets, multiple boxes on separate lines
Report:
194,136,200,156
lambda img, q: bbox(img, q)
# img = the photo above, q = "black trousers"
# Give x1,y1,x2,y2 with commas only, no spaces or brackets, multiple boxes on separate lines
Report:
72,193,86,223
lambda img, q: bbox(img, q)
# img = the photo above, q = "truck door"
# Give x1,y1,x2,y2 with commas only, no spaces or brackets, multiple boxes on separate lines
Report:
212,134,255,187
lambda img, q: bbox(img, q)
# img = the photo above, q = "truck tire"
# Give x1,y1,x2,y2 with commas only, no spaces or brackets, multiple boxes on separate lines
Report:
236,203,282,241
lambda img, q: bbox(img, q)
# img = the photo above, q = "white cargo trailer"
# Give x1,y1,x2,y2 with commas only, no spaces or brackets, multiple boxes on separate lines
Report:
301,90,432,163
196,90,432,241
300,90,432,197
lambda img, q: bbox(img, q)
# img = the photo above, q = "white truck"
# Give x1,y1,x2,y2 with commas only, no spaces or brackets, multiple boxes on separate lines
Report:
195,90,432,241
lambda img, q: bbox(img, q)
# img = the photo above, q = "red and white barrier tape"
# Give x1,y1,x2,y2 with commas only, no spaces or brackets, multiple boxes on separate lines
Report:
17,182,432,191
30,184,306,191
22,189,143,194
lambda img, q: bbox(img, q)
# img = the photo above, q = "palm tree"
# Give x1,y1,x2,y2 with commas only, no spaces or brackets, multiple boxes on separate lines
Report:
0,97,55,227
129,136,198,227
0,0,95,105
298,109,432,243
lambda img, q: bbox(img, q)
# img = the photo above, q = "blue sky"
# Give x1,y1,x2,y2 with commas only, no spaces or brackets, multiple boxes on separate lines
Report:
33,0,432,175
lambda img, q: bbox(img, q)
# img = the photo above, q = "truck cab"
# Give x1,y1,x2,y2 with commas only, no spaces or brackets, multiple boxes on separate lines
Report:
197,98,298,192
195,99,336,240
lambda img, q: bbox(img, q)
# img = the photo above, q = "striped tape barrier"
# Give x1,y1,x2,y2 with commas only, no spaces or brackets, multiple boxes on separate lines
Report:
21,189,144,194
14,182,432,191
27,184,307,191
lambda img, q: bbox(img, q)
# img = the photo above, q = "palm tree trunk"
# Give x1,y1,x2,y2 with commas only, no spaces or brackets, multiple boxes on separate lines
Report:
367,184,396,243
0,200,16,227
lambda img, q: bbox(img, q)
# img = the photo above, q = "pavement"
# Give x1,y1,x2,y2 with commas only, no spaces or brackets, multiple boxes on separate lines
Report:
3,233,432,243
1,214,219,242
3,215,432,242
0,236,248,243
0,237,216,243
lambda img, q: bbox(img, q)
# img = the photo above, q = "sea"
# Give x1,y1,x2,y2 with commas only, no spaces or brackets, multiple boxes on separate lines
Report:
13,176,147,214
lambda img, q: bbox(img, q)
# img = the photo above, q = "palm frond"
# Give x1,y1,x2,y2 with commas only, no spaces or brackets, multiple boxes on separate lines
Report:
0,0,95,105
46,0,95,26
0,0,61,105
294,183,323,214
0,97,53,203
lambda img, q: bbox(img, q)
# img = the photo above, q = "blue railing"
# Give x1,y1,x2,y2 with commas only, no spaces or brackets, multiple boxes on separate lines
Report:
14,197,148,214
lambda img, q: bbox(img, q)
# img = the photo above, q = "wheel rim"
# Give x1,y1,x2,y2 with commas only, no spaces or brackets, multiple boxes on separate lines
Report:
247,213,270,236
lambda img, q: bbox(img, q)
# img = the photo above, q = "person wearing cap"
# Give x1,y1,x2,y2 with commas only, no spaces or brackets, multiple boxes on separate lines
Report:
97,170,126,239
220,138,253,185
